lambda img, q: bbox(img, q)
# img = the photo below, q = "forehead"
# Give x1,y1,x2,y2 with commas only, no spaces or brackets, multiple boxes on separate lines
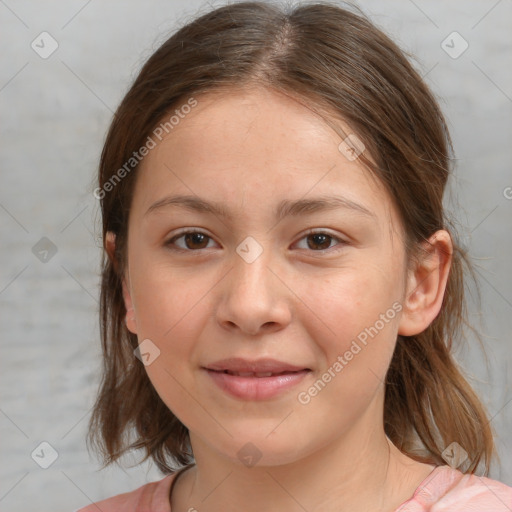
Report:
133,86,400,233
145,87,342,174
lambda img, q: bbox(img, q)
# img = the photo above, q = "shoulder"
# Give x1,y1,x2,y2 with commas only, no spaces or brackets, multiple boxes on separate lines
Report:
74,473,177,512
398,465,512,511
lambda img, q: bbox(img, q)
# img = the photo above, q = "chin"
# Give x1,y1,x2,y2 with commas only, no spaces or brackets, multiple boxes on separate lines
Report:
210,427,312,469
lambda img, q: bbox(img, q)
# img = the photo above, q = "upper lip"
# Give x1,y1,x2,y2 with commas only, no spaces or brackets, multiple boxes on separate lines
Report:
203,357,311,373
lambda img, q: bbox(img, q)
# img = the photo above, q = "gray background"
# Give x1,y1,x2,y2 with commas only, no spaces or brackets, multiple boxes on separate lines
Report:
0,0,511,510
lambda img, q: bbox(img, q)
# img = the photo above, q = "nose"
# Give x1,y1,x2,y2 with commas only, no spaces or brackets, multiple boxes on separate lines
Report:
215,245,292,336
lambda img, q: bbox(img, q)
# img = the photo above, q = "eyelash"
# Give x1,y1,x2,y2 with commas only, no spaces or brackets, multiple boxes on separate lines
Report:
165,229,348,254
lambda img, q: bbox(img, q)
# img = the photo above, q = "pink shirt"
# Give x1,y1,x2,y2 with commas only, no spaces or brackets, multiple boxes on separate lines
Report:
75,464,512,511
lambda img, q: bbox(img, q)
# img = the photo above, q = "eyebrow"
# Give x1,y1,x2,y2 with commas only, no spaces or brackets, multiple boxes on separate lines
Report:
144,194,376,221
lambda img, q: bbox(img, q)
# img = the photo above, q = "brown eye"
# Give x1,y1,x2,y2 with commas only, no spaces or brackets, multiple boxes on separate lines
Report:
306,233,332,250
166,231,215,251
165,229,347,254
295,230,347,253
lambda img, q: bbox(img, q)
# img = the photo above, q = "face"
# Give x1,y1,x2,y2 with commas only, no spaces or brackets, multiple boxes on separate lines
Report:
119,86,412,466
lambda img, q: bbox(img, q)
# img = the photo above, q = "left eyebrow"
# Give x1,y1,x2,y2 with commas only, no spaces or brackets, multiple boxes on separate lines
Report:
144,194,376,221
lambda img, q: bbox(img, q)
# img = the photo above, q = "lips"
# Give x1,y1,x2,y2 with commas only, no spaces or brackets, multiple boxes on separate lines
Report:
219,370,297,378
202,357,312,400
204,357,310,374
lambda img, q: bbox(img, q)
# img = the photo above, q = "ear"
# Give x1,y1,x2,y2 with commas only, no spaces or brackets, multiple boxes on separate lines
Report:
105,231,138,334
398,230,453,336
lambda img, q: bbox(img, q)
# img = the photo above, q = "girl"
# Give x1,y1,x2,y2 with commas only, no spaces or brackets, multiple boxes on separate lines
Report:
78,1,512,510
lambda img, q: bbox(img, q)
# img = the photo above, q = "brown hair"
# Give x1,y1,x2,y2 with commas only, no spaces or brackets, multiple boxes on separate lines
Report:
88,0,495,475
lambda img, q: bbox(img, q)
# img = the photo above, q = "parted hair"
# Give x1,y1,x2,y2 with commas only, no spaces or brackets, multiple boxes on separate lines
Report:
88,0,495,475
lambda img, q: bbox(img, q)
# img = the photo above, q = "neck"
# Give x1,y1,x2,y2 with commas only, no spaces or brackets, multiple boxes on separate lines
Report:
172,401,434,512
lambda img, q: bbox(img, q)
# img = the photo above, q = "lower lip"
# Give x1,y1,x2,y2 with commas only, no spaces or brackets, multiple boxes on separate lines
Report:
204,369,311,400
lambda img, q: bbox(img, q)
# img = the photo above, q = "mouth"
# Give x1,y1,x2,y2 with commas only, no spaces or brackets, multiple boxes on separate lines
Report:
202,365,312,401
208,369,310,378
203,357,311,374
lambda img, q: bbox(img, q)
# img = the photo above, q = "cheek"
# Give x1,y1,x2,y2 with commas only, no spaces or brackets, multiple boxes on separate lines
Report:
128,260,213,409
297,261,401,402
303,262,402,343
295,272,400,427
131,257,206,335
131,263,209,426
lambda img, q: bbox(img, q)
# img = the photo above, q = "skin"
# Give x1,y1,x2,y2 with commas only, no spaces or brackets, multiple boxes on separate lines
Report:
106,86,453,512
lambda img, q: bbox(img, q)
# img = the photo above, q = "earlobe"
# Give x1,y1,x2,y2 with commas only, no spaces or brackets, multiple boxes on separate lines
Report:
398,230,453,336
105,231,138,334
105,231,118,272
122,278,138,334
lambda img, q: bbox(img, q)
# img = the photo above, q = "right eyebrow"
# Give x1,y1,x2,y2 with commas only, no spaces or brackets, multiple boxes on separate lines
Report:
144,193,376,221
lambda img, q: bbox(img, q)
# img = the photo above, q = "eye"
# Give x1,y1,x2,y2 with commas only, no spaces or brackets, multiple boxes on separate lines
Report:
294,230,347,253
165,230,217,251
165,229,347,253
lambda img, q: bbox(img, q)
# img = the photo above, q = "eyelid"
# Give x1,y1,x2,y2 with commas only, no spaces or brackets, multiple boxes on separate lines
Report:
165,228,218,251
165,227,349,253
300,228,348,242
295,228,348,251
